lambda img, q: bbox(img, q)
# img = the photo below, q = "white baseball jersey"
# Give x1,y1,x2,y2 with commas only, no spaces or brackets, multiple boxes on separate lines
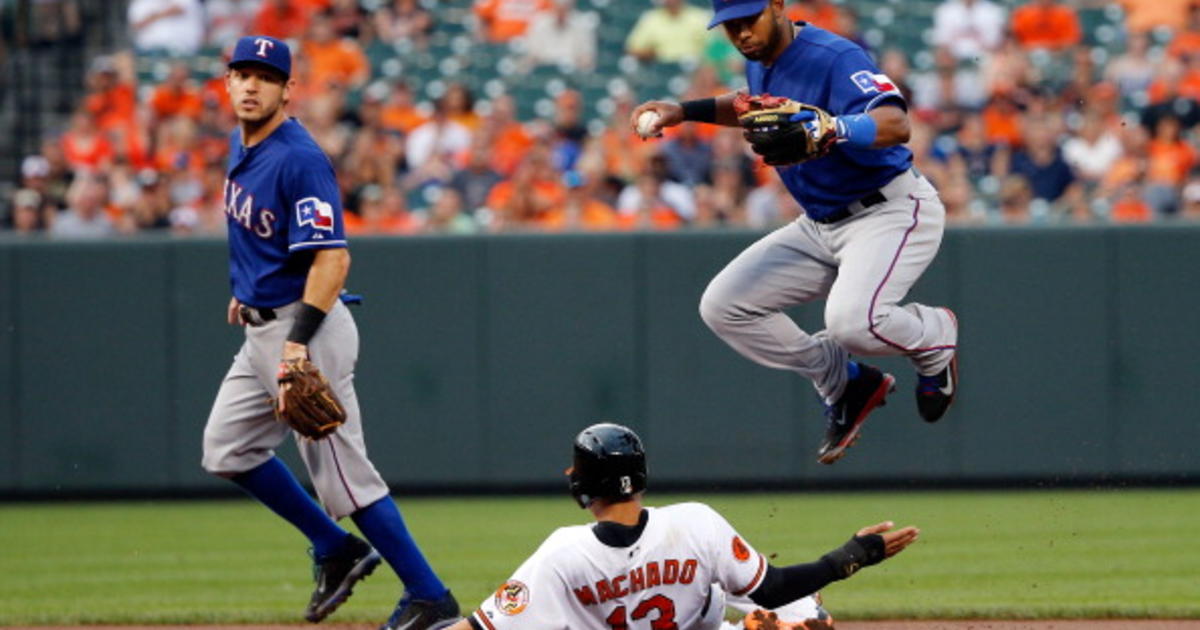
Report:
471,502,768,630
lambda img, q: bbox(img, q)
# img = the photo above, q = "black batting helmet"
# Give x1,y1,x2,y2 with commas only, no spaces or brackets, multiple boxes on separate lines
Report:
569,422,648,509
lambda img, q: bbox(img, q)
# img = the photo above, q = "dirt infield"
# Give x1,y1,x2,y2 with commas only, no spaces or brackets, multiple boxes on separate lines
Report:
11,622,1200,630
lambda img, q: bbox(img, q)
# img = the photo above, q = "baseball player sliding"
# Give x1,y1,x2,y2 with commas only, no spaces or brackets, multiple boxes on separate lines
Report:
437,423,919,630
632,0,959,464
200,36,459,630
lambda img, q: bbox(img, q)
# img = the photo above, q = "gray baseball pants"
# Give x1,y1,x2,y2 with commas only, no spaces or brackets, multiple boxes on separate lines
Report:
699,168,957,403
201,300,390,519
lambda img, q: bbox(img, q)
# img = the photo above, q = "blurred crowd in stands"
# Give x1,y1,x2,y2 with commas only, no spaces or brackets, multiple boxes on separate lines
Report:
7,0,1200,238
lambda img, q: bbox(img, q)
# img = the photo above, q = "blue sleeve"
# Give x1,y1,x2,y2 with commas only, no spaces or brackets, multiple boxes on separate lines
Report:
826,48,906,116
746,62,765,95
283,152,347,252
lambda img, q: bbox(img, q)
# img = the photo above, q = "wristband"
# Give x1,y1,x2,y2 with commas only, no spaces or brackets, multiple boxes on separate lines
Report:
680,98,717,123
820,533,886,579
287,302,327,345
835,113,877,149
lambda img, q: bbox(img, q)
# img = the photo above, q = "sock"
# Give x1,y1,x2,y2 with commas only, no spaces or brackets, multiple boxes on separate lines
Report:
231,457,349,558
847,361,861,381
352,497,448,601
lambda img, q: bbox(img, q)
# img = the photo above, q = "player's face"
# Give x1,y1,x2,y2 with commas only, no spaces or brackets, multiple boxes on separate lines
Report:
722,3,784,62
226,65,290,123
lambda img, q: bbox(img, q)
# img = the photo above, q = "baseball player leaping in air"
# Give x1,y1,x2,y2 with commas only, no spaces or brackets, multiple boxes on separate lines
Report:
632,0,959,464
439,422,919,630
201,36,459,630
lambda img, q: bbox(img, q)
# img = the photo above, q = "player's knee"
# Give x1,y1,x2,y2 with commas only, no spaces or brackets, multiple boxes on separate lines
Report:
699,286,731,332
699,287,756,335
826,306,875,355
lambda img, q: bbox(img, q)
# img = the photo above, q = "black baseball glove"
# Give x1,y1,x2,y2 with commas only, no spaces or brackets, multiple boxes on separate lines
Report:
734,93,839,166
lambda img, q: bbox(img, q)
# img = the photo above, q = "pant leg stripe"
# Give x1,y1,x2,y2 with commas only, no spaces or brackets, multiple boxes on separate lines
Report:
328,440,361,512
867,196,957,354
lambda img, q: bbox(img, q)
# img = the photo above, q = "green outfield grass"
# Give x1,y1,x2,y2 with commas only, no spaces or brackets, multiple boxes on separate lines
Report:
1,489,1197,624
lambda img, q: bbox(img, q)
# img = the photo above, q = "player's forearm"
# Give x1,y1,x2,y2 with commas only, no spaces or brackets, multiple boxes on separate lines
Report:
748,561,838,609
713,91,744,126
866,105,910,148
749,532,889,608
302,248,350,312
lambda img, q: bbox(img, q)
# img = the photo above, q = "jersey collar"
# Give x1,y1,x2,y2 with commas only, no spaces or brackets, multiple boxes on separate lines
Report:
592,508,650,548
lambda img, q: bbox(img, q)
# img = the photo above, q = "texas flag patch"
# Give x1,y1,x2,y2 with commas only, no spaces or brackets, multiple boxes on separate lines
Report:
851,71,898,94
296,196,335,231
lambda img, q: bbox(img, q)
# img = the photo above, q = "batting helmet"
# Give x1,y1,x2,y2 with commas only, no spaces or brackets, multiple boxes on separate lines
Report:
569,422,648,509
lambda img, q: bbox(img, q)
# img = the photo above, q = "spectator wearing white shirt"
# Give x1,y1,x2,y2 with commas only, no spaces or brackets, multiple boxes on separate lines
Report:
932,0,1006,62
127,0,205,55
205,0,262,49
521,0,597,71
51,175,116,239
1063,114,1123,185
406,99,472,170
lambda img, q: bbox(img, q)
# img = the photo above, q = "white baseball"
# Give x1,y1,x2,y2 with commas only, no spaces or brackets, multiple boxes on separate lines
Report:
636,110,661,139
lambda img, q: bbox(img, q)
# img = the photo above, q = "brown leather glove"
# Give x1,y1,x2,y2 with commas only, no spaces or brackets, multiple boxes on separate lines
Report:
275,358,347,440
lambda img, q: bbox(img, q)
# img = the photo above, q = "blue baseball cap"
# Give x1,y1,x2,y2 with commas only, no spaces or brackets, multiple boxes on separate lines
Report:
708,0,768,28
228,35,291,78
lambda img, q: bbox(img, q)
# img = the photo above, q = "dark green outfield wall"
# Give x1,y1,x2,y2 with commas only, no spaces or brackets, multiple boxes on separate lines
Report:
1,225,1197,494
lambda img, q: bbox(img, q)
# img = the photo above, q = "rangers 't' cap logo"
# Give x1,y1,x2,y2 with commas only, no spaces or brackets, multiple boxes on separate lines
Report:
229,35,291,79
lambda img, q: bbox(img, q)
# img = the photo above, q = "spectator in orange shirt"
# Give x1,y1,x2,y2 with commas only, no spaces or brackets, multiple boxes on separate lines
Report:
544,171,618,231
981,92,1024,147
485,147,567,230
301,10,369,90
785,0,844,35
1145,115,1195,214
61,109,115,172
483,94,534,176
150,62,204,123
253,0,312,40
1010,0,1081,51
1109,183,1153,223
345,184,421,235
1169,3,1200,59
1119,0,1191,35
83,54,136,132
380,81,429,134
474,0,551,42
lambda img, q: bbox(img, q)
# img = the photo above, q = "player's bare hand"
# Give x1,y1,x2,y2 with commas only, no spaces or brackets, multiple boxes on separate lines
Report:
276,342,309,414
630,101,683,137
227,297,244,326
856,520,920,557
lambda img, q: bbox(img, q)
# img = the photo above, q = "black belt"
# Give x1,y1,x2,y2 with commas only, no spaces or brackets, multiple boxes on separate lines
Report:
812,189,888,225
240,305,277,326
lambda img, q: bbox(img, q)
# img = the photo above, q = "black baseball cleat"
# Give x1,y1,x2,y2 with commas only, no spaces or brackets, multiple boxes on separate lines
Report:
379,590,460,630
305,533,382,623
817,363,895,465
916,353,957,423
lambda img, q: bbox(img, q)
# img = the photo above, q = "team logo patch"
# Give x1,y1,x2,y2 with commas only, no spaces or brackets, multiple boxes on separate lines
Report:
732,536,751,562
296,196,335,231
850,71,898,94
494,580,530,616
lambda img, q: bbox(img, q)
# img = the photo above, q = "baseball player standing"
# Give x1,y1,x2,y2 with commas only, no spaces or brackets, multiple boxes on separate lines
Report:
201,36,459,630
631,0,959,465
438,423,919,630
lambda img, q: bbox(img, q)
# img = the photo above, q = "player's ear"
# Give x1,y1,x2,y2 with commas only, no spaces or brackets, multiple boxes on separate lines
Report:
283,77,295,104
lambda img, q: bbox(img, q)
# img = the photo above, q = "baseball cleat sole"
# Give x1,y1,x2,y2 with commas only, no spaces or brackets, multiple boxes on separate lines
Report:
817,375,895,465
305,549,382,623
